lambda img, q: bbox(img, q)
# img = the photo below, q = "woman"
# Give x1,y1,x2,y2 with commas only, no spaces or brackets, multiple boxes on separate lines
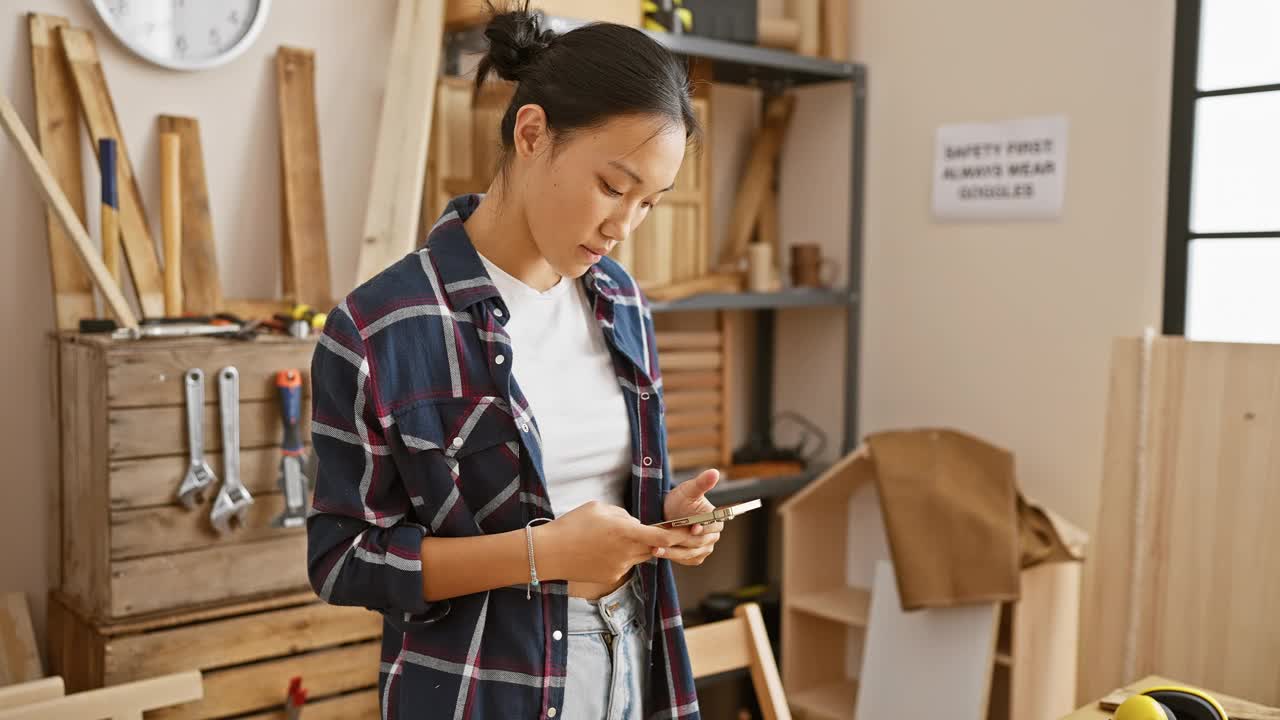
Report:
307,5,721,719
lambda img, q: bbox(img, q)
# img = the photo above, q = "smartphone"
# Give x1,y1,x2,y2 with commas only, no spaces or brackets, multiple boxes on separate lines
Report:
651,499,763,528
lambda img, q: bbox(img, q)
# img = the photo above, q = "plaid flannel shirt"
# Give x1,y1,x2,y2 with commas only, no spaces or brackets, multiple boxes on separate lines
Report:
307,195,700,720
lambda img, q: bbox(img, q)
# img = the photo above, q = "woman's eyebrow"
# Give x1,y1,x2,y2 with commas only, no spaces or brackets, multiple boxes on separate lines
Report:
609,160,675,193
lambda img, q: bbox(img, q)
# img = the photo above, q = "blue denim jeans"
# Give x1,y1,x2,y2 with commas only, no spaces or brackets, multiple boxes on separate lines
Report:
564,573,650,720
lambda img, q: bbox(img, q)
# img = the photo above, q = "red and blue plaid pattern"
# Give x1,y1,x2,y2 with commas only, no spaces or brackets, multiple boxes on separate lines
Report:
307,195,700,719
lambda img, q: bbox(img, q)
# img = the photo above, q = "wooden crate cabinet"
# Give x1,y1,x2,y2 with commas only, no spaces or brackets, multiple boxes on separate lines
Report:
46,590,383,719
56,333,319,621
778,449,1084,720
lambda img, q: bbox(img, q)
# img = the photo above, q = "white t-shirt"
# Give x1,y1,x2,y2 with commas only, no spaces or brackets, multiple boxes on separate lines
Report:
478,253,632,517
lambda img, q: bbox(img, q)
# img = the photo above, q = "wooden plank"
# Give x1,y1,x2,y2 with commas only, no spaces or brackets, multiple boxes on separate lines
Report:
103,602,381,685
685,617,751,679
356,0,445,284
718,311,734,467
109,400,309,460
1078,337,1143,702
656,331,721,351
237,689,381,720
1011,561,1082,720
666,430,721,452
0,677,63,711
1,95,137,328
0,594,41,684
110,535,310,617
105,340,314,408
276,47,332,308
720,95,795,268
149,642,379,720
662,371,721,392
820,0,850,60
854,560,998,719
112,492,301,560
60,341,111,620
738,603,790,720
661,390,721,413
670,448,720,471
157,116,221,315
160,132,182,315
0,671,202,720
111,446,303,511
28,13,93,331
791,0,821,56
665,411,721,431
58,27,164,319
660,351,722,372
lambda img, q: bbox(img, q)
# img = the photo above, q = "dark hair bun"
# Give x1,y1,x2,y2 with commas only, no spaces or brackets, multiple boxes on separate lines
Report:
478,3,557,84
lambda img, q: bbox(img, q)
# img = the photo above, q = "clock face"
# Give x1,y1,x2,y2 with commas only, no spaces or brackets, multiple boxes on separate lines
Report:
92,0,271,71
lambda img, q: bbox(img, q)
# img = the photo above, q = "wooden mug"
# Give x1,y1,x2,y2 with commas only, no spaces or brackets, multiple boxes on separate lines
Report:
789,244,838,288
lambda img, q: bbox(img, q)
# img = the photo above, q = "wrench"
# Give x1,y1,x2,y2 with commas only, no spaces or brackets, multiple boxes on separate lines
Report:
210,366,253,533
176,369,217,509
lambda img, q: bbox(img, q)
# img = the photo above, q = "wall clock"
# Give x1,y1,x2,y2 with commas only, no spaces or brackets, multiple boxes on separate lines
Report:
90,0,272,71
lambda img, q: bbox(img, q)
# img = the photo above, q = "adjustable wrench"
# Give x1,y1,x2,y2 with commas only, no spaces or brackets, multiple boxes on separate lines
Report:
271,369,309,528
176,369,217,509
210,366,253,533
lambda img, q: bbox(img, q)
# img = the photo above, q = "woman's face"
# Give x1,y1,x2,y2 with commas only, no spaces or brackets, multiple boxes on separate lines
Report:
513,108,688,279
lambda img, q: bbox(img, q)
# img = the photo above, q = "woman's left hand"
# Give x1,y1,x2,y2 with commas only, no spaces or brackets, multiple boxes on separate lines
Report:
657,468,723,566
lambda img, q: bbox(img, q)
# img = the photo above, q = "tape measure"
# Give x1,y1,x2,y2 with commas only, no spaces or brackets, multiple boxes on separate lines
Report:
1113,686,1228,720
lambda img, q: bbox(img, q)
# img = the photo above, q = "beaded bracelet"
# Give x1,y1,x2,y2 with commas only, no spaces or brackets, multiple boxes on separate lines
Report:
525,517,553,599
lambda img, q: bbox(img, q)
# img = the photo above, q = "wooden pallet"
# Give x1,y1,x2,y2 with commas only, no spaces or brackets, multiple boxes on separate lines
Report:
46,590,382,719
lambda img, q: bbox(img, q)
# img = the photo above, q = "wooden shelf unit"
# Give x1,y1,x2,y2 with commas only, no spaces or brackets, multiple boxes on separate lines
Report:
778,448,1084,720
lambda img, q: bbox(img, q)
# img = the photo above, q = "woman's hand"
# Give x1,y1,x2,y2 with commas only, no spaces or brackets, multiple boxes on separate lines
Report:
535,501,686,585
659,468,724,566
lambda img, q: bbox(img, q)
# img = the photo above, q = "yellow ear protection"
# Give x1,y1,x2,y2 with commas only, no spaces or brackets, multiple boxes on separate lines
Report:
1113,685,1228,720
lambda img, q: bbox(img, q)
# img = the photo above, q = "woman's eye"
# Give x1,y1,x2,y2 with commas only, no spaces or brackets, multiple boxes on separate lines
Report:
601,181,623,197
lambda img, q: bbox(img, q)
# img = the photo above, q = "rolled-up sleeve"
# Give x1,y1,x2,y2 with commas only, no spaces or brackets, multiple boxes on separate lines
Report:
306,307,449,625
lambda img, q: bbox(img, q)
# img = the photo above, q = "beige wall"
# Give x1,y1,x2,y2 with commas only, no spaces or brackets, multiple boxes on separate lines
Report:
0,0,396,650
841,0,1175,532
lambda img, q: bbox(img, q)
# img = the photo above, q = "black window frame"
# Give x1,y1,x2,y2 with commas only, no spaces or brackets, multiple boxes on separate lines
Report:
1164,0,1280,336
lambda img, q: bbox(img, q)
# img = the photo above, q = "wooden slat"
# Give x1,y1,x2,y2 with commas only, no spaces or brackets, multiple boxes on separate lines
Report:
1,95,137,328
738,603,791,720
276,47,332,308
0,593,42,684
109,400,309,459
58,27,165,319
157,116,222,315
105,340,315,408
661,390,721,413
820,0,849,60
111,492,301,560
718,310,734,467
792,0,821,56
662,371,721,392
0,671,202,720
356,0,444,284
721,95,795,268
0,677,63,711
110,535,310,617
686,616,751,679
60,340,111,620
103,602,381,685
667,430,721,452
670,448,720,471
237,689,380,720
149,642,379,720
1011,561,1082,720
665,411,721,432
656,331,721,351
111,446,303,510
28,13,93,331
660,351,722,372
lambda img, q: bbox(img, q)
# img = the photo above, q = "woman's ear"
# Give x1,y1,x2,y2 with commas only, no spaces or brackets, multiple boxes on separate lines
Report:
512,104,550,161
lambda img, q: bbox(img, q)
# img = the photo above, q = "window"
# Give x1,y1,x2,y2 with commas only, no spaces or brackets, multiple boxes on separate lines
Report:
1165,0,1280,343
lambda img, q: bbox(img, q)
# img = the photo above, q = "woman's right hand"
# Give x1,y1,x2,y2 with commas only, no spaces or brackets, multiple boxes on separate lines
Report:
533,502,688,585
